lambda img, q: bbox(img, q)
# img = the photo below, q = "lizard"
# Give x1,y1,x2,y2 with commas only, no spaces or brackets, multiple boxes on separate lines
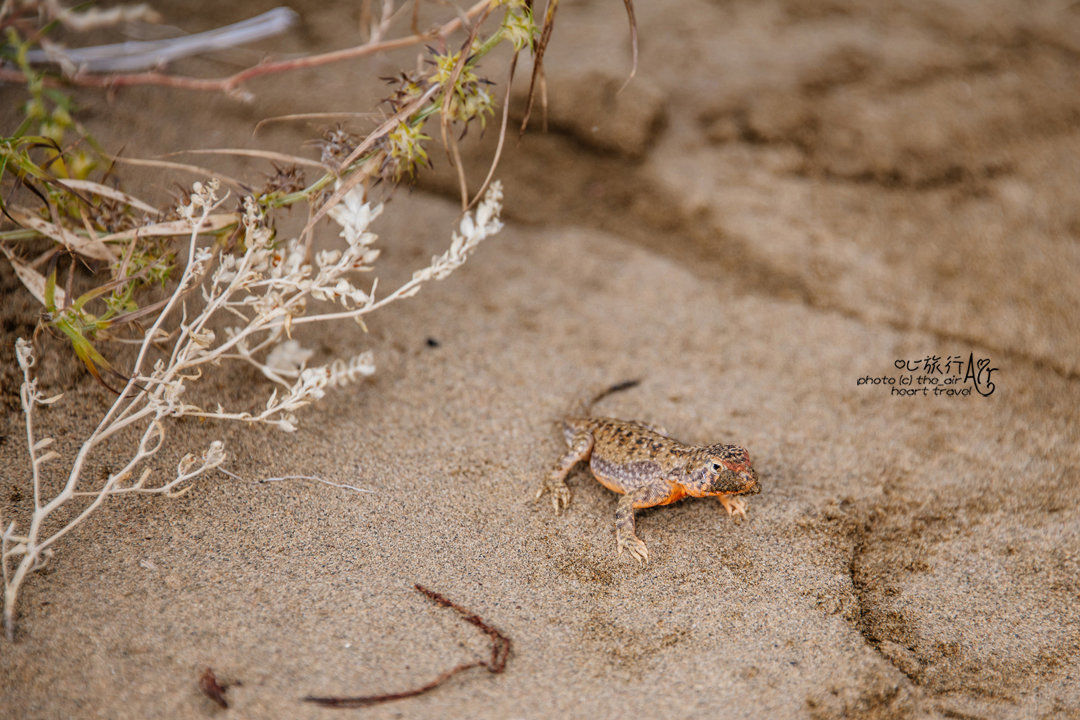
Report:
536,380,760,565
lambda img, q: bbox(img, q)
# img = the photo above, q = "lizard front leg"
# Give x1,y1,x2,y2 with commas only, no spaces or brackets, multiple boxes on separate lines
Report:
536,430,593,513
615,483,665,565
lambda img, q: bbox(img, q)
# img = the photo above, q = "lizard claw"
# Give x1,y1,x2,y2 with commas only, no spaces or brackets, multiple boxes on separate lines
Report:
617,533,649,565
536,481,572,514
720,495,747,520
552,486,571,513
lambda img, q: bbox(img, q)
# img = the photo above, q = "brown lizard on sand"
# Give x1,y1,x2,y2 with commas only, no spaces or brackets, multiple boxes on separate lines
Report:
536,380,760,565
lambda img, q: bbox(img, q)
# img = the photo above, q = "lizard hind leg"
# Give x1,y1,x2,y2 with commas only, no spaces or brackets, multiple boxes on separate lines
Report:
536,430,594,514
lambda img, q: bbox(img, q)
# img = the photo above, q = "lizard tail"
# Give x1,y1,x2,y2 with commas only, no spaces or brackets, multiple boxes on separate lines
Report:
571,378,642,417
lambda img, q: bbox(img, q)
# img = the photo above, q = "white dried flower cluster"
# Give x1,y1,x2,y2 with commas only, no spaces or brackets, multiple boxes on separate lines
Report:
327,351,377,387
15,339,62,408
3,177,504,639
15,337,34,370
178,178,221,224
311,186,382,307
413,181,503,283
327,183,378,247
265,339,315,374
144,361,188,417
207,187,385,333
176,440,227,483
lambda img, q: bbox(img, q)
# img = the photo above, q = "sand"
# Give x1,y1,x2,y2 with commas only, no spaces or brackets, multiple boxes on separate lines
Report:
2,1,1079,718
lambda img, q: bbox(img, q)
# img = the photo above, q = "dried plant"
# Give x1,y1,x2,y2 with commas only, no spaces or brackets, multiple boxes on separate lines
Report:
2,178,504,640
0,0,637,640
1,0,541,369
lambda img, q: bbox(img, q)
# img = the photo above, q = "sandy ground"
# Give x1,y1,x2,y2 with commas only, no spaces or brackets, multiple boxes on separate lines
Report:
2,1,1080,718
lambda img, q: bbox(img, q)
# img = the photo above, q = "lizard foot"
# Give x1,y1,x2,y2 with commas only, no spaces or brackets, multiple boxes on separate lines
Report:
616,532,649,565
720,495,747,520
535,480,572,514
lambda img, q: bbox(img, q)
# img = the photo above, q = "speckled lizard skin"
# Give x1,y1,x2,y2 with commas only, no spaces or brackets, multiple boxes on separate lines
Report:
537,381,760,564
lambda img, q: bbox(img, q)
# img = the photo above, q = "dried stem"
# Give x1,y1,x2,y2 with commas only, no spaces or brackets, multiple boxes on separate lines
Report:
0,0,494,97
469,51,517,210
303,584,511,708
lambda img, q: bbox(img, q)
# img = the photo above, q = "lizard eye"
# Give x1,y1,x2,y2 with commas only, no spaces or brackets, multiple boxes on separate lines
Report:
710,462,722,472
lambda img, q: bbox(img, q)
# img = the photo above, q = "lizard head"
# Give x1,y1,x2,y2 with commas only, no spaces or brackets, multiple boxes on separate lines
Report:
682,444,760,497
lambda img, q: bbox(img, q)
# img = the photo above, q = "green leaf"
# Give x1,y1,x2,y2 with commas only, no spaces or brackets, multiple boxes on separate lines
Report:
55,315,120,393
44,266,58,313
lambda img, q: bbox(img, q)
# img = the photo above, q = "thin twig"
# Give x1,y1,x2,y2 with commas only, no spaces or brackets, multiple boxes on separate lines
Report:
618,0,638,91
106,155,248,192
303,584,511,708
414,584,511,672
26,8,299,73
166,148,330,172
226,468,373,494
253,112,383,135
438,2,496,210
0,1,494,95
468,51,517,210
305,660,488,708
519,0,559,135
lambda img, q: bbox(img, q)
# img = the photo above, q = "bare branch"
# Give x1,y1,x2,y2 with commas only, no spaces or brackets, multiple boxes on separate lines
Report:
0,1,494,97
